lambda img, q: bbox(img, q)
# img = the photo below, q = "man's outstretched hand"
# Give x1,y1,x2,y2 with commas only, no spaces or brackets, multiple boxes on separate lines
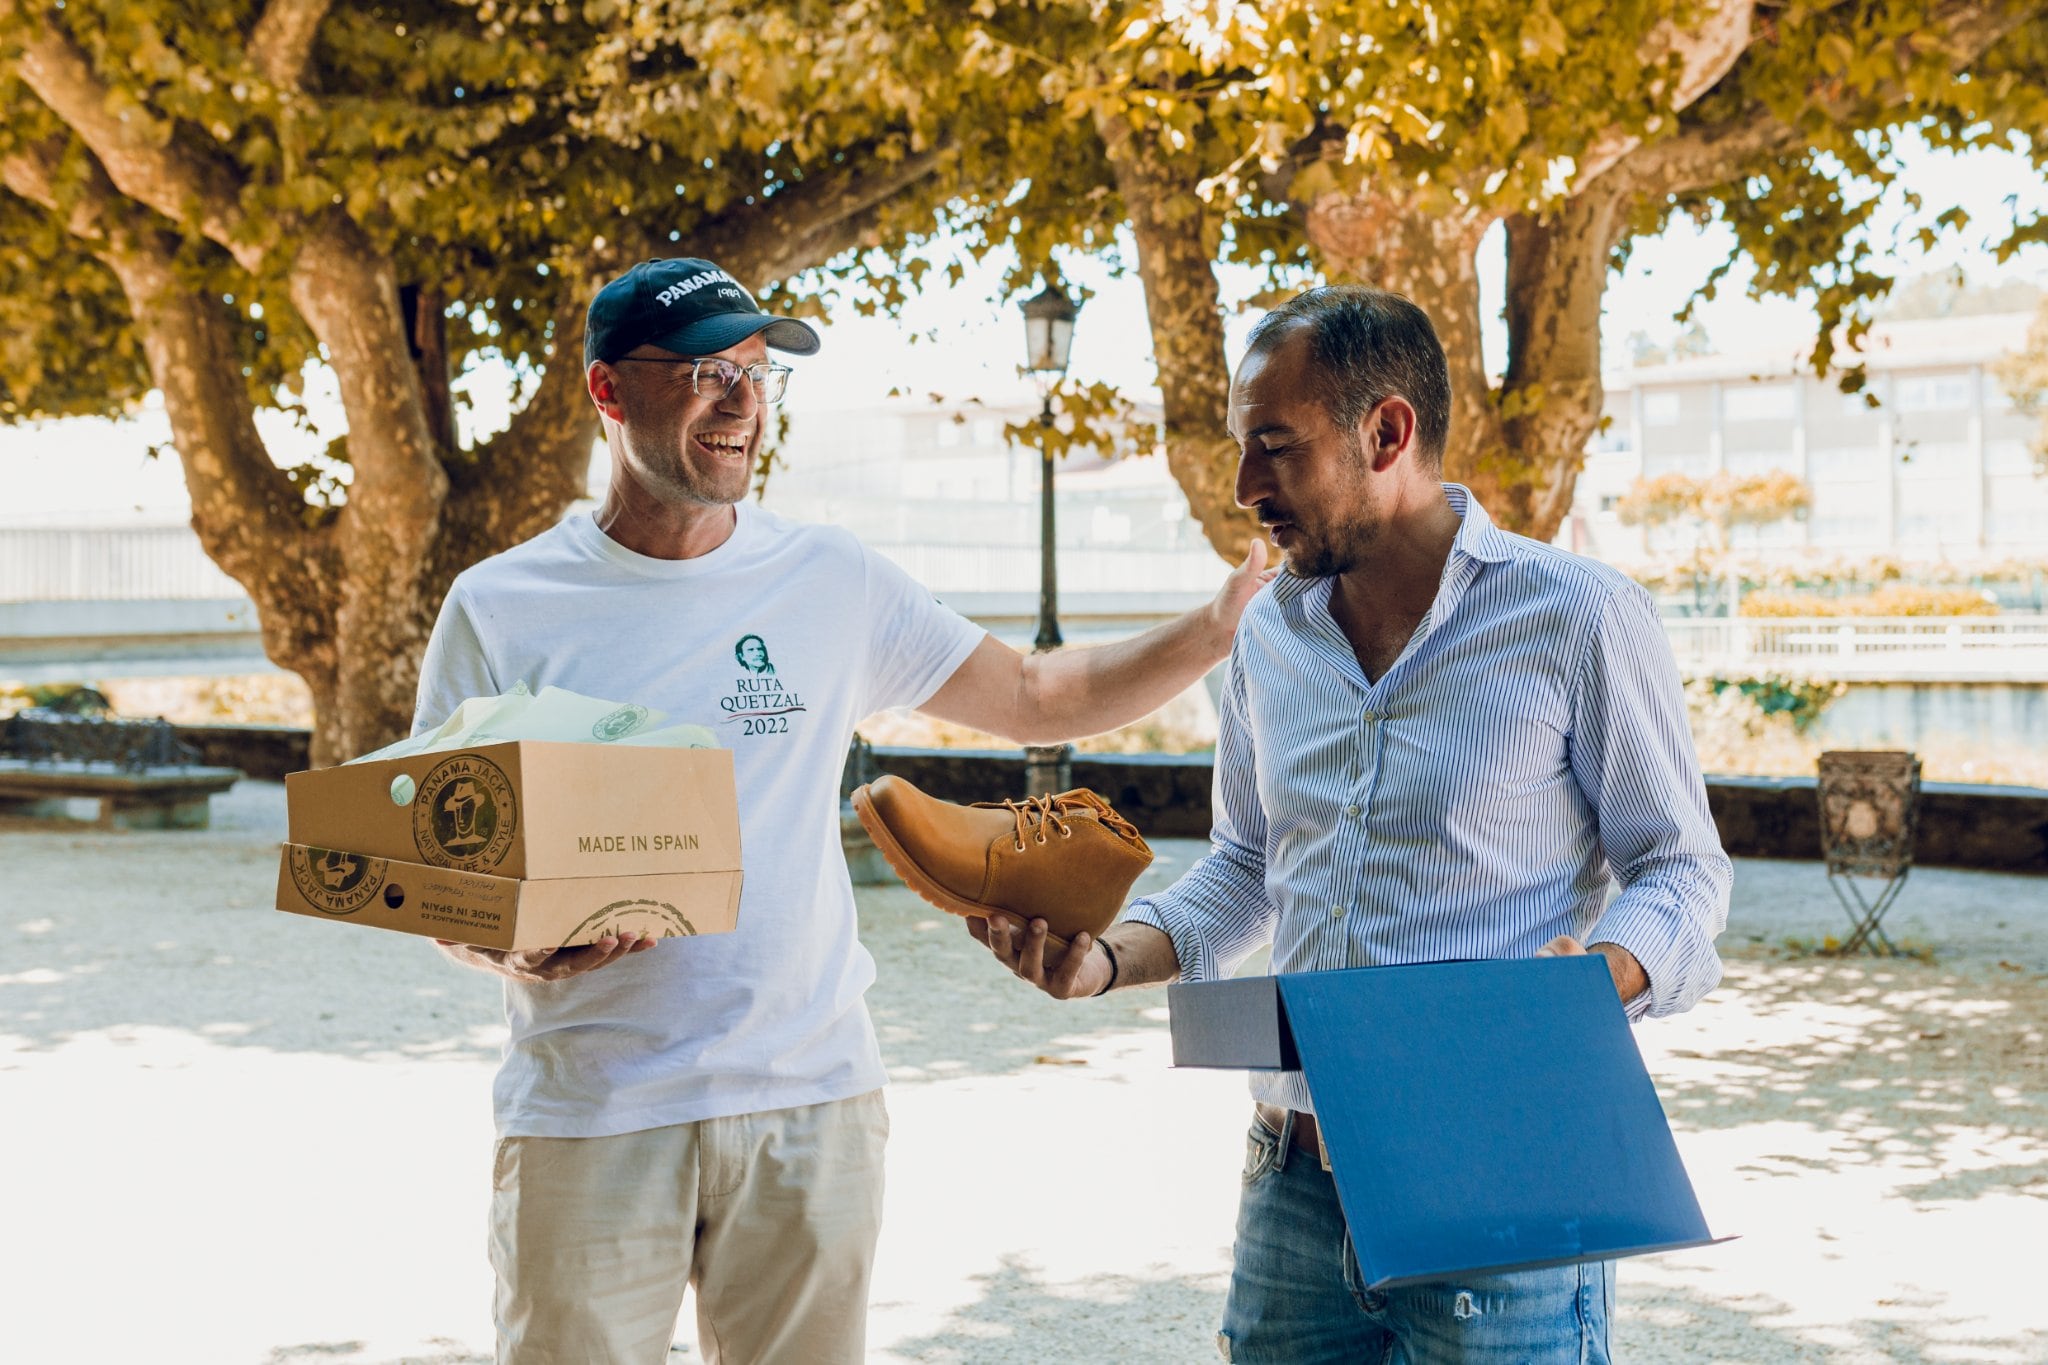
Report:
1206,538,1278,643
968,914,1112,1000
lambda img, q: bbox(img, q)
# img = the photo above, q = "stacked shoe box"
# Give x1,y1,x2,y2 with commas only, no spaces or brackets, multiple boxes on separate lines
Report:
275,742,743,949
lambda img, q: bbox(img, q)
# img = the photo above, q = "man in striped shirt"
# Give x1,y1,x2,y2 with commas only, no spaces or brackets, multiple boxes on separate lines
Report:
973,285,1731,1363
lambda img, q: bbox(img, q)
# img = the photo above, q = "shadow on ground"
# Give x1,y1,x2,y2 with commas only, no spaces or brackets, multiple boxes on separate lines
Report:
876,1254,1229,1364
1,782,509,1063
857,841,1240,1084
261,1341,488,1365
1618,1274,2048,1364
1654,954,2048,1185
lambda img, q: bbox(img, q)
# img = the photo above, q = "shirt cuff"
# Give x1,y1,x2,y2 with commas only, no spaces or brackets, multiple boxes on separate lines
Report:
1120,896,1216,984
1588,897,1723,1021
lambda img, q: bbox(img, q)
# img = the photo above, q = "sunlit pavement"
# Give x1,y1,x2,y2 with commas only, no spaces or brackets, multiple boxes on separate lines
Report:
3,782,2042,1363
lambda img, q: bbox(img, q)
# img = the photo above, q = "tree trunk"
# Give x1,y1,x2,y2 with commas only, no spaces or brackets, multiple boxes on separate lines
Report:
1301,190,1511,512
1494,190,1627,543
1105,137,1622,557
284,216,451,764
402,283,458,456
1097,112,1263,562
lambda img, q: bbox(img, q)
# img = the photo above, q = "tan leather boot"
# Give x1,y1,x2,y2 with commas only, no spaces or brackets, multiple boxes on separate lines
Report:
851,775,1154,947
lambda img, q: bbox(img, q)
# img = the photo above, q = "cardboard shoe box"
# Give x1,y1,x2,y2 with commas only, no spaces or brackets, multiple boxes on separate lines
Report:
275,843,741,950
276,741,744,949
285,741,738,879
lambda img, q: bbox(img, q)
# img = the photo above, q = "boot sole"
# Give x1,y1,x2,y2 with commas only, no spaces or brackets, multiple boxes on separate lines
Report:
850,784,1076,951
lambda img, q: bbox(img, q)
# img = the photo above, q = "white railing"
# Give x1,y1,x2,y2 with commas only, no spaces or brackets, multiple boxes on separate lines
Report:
0,524,1234,604
6,524,2046,681
868,542,1232,597
1664,615,2048,678
0,525,242,601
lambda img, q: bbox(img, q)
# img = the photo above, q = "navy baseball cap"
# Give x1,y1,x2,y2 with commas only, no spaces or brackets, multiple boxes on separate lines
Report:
584,257,821,366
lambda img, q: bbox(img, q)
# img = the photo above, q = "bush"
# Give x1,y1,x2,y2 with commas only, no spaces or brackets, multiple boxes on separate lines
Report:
1739,585,1998,617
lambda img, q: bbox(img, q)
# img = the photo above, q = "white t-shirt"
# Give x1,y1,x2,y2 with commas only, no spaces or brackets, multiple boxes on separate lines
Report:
413,503,986,1138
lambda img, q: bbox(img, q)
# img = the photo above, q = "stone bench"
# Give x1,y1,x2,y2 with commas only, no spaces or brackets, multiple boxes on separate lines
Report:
0,708,243,829
0,758,243,829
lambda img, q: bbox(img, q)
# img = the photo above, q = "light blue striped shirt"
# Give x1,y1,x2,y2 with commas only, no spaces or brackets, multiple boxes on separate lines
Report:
1125,484,1731,1113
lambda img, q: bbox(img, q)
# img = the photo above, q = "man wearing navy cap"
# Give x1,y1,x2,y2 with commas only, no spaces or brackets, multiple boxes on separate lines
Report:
416,257,1275,1363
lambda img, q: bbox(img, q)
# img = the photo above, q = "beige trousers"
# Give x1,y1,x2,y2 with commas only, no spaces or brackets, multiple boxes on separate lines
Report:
490,1089,889,1365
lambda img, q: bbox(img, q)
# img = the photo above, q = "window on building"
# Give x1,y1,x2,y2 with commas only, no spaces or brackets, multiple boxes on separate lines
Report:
971,418,1000,447
935,420,963,448
1642,450,1713,477
1598,495,1620,514
1590,422,1632,453
1988,508,2048,543
1893,373,1975,413
1896,512,1972,545
1723,382,1796,422
1895,442,1972,477
1642,391,1682,426
1810,515,1882,546
1726,448,1800,475
1839,384,1884,416
1731,520,1805,549
1986,439,2037,475
1810,446,1879,478
1983,372,2016,412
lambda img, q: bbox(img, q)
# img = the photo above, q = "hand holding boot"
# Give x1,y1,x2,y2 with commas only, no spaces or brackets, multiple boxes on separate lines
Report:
968,917,1111,999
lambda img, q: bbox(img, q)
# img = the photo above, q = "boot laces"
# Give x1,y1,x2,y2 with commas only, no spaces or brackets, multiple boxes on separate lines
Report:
985,791,1141,853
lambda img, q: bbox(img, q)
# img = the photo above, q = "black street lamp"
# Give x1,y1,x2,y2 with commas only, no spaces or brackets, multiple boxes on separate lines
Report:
1017,277,1080,794
1018,279,1080,651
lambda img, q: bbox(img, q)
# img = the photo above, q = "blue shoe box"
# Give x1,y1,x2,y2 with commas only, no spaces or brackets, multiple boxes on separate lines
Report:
1169,957,1732,1288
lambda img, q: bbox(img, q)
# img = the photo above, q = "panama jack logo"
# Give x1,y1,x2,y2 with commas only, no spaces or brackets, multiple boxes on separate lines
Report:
289,846,386,916
561,897,699,949
412,753,519,870
592,703,651,742
721,634,806,736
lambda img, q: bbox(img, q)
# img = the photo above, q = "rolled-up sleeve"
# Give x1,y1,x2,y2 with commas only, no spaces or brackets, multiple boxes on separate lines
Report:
1121,652,1279,982
1570,583,1731,1019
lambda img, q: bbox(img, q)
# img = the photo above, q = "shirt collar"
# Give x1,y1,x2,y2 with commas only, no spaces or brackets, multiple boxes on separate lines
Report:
1443,482,1513,565
1270,481,1511,610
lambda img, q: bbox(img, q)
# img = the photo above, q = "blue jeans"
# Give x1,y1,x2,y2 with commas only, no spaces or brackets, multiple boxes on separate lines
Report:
1218,1112,1613,1364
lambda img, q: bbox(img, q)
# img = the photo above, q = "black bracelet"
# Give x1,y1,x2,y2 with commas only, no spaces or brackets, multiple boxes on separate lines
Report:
1093,938,1121,996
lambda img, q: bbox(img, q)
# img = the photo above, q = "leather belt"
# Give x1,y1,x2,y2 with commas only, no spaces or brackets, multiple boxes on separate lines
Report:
1255,1101,1324,1160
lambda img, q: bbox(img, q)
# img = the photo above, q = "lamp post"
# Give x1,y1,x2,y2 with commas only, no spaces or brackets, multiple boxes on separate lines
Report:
1017,277,1080,795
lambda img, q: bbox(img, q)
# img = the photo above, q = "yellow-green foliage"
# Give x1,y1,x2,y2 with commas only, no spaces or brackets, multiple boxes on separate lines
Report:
1740,586,2000,618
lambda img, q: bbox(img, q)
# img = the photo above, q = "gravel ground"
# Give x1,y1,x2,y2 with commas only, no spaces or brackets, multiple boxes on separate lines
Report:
2,781,2044,1364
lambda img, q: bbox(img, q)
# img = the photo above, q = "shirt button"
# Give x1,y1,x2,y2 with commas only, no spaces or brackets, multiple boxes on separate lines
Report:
1344,804,1362,818
1332,905,1349,919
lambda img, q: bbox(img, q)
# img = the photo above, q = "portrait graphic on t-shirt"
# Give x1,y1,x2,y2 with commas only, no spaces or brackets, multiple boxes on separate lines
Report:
733,634,775,675
721,633,805,736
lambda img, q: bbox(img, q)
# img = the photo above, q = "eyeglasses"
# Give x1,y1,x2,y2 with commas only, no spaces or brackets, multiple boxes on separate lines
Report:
613,356,792,405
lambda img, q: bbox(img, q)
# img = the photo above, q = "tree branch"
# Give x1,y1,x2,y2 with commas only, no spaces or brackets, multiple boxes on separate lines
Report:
1610,0,2034,199
0,135,338,668
1576,0,1755,187
687,142,952,285
249,0,331,91
2,3,261,266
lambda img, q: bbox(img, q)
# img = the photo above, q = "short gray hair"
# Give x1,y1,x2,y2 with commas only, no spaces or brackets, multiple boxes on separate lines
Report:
1243,286,1452,465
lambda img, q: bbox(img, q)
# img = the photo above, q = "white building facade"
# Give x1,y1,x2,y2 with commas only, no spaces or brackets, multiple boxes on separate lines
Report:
1566,313,2048,568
